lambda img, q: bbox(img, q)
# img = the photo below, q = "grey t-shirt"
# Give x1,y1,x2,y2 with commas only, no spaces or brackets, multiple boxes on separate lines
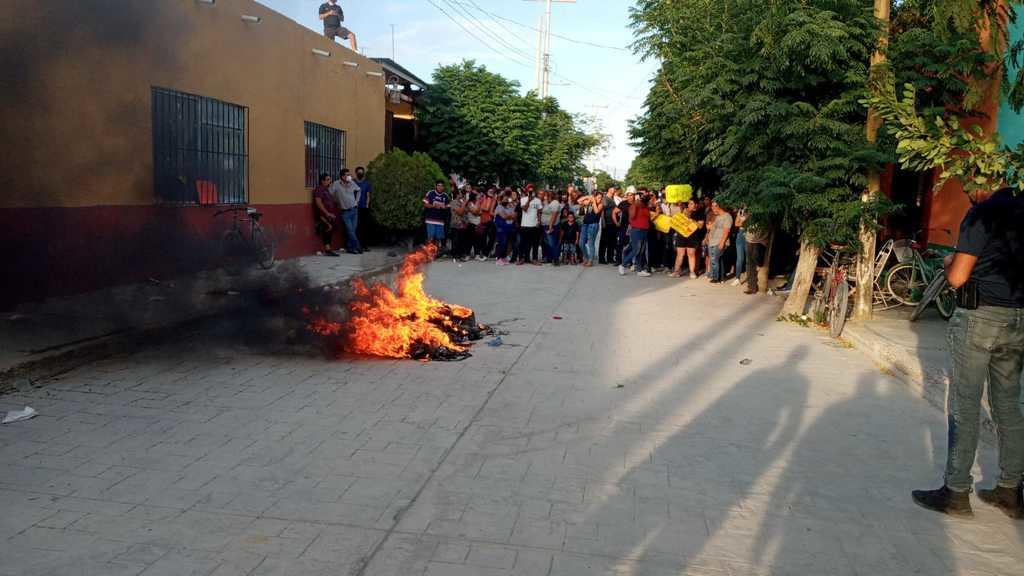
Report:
541,200,562,227
331,180,360,210
707,212,733,246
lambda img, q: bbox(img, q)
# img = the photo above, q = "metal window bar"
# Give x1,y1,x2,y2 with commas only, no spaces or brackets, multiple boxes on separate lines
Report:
152,87,248,205
304,121,346,188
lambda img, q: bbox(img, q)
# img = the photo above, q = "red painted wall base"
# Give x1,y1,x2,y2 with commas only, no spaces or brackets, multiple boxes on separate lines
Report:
2,203,325,309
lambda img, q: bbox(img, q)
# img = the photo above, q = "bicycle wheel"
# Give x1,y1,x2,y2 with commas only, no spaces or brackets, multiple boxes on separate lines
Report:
886,263,926,307
252,225,276,270
222,229,245,276
936,284,956,320
829,278,850,338
910,273,949,322
813,270,835,325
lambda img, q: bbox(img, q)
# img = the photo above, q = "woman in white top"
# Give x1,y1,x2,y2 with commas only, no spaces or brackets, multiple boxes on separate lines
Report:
517,187,544,265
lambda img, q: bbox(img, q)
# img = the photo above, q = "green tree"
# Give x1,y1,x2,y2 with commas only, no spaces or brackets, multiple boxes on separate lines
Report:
417,60,600,186
367,149,445,232
866,82,1024,196
630,0,891,314
625,155,665,191
869,1,1024,196
591,169,622,192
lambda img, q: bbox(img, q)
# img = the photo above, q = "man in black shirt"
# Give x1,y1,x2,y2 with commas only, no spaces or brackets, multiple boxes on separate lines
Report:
913,188,1024,519
319,1,358,52
599,187,620,265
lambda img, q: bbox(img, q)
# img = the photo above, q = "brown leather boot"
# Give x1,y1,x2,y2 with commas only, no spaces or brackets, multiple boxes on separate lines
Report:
911,486,973,517
977,484,1023,519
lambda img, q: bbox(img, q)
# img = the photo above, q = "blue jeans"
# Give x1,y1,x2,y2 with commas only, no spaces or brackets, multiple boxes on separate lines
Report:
944,306,1024,492
544,229,560,263
495,225,514,260
622,228,648,270
340,209,361,252
708,244,724,280
735,230,747,277
426,222,445,243
581,223,600,263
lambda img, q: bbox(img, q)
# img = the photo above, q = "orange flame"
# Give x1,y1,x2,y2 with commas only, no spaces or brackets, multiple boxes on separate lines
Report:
308,245,476,359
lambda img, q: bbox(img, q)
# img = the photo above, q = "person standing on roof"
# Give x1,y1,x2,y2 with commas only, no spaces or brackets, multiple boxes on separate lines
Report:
319,1,358,52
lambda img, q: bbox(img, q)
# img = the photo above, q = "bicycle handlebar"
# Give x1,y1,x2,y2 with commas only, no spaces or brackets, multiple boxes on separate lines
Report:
213,207,246,217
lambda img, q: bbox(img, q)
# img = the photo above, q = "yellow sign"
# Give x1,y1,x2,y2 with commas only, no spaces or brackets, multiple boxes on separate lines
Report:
652,214,672,234
665,184,693,204
670,213,699,237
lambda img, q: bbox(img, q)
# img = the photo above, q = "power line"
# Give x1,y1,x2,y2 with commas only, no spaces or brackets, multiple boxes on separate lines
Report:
440,0,536,64
423,0,535,69
454,0,524,45
422,0,642,103
465,1,631,52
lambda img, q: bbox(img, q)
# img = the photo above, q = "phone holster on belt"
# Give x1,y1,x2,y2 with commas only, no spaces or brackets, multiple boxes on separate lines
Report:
956,279,980,310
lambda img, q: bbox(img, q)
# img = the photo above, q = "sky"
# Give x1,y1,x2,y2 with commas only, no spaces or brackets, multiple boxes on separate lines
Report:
255,0,657,178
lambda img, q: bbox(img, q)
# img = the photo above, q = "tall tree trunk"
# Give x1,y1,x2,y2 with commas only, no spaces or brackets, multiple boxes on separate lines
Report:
781,241,821,317
854,0,892,320
757,230,775,294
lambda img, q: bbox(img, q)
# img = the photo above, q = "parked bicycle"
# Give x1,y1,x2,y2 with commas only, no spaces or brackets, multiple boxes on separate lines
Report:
810,246,857,338
885,238,955,319
214,206,275,275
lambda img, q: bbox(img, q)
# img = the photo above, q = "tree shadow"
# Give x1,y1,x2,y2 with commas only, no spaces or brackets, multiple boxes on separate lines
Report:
738,373,960,574
556,346,812,574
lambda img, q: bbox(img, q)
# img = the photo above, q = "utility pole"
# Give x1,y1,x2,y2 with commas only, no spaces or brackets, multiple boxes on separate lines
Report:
525,0,575,98
853,0,891,321
535,15,544,94
391,24,397,60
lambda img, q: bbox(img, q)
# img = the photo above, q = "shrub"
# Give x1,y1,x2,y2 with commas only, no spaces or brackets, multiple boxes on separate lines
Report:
367,150,446,232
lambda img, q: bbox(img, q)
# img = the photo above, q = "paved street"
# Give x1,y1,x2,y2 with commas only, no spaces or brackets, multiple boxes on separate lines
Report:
1,262,1021,576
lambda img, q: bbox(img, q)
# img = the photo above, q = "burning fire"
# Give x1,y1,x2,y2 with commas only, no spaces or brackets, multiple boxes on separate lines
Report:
307,245,489,360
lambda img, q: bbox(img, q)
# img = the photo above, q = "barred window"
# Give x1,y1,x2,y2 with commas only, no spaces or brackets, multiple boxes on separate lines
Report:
152,87,249,205
305,121,346,188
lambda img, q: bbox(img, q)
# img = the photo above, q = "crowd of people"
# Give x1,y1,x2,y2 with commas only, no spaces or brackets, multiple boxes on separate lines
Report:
417,180,771,294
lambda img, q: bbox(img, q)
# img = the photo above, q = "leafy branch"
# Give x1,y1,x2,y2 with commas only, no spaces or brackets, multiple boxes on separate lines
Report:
863,81,1024,196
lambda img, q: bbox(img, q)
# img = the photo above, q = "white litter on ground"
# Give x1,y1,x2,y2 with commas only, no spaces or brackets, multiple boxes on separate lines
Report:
2,406,37,424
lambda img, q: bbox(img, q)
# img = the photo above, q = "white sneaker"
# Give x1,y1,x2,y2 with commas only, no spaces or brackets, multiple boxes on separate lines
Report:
638,270,652,277
730,278,741,287
618,265,626,276
476,255,487,262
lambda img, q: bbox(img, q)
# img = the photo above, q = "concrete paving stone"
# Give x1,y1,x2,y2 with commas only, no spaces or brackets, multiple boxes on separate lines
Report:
228,532,316,559
510,516,567,550
466,542,519,569
0,501,60,539
199,490,277,517
144,486,216,510
136,550,222,576
34,509,88,530
0,440,56,459
299,524,385,564
262,498,387,527
42,495,138,516
249,556,352,576
339,476,410,505
114,543,172,565
277,521,326,540
423,561,511,576
430,539,471,564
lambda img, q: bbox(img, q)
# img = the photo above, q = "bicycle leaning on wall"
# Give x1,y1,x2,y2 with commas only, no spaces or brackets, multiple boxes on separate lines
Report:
885,237,955,320
214,206,276,275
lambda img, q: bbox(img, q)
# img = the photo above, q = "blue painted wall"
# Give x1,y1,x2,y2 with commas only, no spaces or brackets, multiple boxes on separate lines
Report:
997,19,1024,148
